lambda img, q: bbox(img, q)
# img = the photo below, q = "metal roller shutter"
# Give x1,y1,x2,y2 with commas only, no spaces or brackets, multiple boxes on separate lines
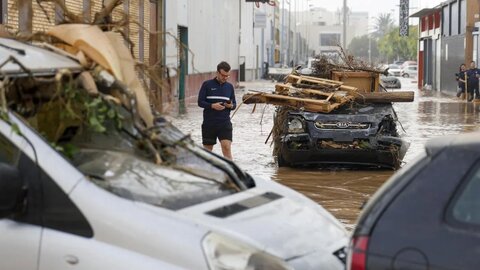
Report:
33,1,55,32
7,0,19,32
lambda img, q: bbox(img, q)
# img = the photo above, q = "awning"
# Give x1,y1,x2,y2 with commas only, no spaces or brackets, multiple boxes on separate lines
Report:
410,8,441,18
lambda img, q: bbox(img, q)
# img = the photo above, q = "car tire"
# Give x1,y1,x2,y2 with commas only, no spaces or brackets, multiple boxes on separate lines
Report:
402,73,409,78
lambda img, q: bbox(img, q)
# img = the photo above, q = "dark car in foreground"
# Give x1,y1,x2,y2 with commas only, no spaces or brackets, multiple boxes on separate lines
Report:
277,103,409,169
347,132,480,270
380,75,401,89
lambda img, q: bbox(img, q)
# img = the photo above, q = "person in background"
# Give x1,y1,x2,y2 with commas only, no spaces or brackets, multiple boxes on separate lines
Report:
197,61,237,160
466,61,480,101
456,64,467,98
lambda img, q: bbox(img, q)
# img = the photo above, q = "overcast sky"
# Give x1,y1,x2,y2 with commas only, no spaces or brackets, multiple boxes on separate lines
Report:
304,0,443,25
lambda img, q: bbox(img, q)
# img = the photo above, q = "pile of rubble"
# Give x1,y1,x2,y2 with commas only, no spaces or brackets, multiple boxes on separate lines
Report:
242,73,414,113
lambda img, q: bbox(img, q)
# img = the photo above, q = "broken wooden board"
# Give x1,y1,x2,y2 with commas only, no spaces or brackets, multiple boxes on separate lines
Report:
242,92,349,113
352,91,414,103
274,84,353,103
331,70,380,92
286,74,359,93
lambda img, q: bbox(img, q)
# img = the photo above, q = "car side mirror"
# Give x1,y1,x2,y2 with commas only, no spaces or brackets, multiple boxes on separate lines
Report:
0,163,26,218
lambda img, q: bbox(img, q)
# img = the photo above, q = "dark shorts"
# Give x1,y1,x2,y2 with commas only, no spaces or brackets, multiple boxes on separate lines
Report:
202,122,233,145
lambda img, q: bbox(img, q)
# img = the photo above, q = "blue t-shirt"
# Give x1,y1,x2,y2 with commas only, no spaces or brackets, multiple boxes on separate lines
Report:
197,78,237,126
467,68,479,85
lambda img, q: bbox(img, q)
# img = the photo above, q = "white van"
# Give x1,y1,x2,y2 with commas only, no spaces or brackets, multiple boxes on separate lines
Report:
0,38,348,270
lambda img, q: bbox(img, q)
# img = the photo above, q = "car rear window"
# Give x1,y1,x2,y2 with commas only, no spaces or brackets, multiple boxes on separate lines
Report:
450,162,480,226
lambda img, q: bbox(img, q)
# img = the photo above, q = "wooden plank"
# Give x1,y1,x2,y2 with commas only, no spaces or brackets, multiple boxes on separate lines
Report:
325,92,335,102
353,91,415,103
288,74,343,85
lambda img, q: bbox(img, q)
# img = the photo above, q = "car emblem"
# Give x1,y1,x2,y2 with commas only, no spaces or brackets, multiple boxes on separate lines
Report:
336,122,350,128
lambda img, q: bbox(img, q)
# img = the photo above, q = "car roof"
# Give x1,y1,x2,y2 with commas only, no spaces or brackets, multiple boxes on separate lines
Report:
0,38,82,77
425,132,480,157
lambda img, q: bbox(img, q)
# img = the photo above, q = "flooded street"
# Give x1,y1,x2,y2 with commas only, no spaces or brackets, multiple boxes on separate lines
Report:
169,78,480,229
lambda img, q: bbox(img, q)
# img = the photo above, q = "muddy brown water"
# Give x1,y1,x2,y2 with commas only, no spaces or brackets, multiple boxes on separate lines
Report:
169,78,480,229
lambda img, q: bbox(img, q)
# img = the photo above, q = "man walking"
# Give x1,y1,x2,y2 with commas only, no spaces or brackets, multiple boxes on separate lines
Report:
466,61,480,101
197,61,236,160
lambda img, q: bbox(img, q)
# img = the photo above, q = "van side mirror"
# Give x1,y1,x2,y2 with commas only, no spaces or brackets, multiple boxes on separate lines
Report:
0,163,26,218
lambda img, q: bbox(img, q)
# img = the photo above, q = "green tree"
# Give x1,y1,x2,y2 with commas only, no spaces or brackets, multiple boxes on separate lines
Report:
347,35,379,62
373,13,395,39
378,26,418,63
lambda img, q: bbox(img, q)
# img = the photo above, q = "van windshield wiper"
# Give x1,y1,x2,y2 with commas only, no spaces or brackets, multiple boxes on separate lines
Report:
0,43,26,56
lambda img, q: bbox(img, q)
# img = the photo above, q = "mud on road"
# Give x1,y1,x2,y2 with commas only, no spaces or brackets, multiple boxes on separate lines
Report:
170,77,480,229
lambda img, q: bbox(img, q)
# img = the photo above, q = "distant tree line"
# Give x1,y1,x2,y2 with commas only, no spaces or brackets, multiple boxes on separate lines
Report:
347,13,418,64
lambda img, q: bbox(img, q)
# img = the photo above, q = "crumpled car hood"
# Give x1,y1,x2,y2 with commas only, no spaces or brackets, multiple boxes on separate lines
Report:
178,186,348,261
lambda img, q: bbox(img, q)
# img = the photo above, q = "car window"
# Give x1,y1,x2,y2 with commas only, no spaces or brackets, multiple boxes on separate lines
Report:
0,130,93,237
0,133,21,165
450,162,480,226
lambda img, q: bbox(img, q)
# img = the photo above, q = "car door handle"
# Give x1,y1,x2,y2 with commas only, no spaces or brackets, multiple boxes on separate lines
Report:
64,255,79,265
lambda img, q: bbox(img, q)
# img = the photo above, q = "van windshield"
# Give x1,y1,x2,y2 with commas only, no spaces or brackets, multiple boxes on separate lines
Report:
66,106,239,209
72,149,234,209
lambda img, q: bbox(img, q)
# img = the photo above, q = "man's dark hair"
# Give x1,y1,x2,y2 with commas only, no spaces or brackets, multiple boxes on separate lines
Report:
217,61,231,72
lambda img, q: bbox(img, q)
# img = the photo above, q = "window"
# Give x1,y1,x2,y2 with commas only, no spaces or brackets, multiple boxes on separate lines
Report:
0,131,93,237
450,162,480,226
450,2,459,36
442,5,450,36
0,133,21,165
460,0,466,34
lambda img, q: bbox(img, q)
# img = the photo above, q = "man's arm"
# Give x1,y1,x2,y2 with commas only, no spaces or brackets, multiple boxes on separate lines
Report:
198,82,211,109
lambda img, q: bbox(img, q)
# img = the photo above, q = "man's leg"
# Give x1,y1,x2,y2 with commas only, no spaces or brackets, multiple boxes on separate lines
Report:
218,122,233,160
220,140,233,160
203,144,214,151
202,124,217,151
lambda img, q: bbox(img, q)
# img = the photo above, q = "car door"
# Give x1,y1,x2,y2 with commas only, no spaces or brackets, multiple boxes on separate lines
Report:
0,120,41,270
367,147,480,270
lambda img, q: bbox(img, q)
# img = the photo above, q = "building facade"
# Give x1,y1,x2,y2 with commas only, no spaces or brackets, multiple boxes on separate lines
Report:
413,0,480,94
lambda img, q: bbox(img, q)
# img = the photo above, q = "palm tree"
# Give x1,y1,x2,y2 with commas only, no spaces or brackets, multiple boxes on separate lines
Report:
373,13,395,39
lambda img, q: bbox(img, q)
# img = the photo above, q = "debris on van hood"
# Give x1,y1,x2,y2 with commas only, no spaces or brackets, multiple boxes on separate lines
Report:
0,8,251,192
242,74,414,113
47,24,154,127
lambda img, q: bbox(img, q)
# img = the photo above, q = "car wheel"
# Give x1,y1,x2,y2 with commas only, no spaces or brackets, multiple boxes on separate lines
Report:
402,73,409,78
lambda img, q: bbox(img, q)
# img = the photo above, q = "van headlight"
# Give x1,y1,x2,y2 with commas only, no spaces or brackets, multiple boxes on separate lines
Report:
287,117,305,133
202,233,292,270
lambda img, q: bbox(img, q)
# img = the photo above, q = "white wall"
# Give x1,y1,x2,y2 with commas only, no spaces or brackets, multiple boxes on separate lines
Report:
239,2,257,71
164,0,241,75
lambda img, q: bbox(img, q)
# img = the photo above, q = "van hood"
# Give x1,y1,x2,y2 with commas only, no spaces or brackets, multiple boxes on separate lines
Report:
176,183,348,260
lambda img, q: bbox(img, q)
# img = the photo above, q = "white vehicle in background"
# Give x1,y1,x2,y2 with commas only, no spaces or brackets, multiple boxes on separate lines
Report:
268,64,292,81
300,58,319,75
387,64,402,77
0,38,348,270
401,65,418,78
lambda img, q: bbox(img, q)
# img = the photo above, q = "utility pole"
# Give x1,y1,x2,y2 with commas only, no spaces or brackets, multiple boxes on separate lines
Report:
281,0,285,65
342,0,347,48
